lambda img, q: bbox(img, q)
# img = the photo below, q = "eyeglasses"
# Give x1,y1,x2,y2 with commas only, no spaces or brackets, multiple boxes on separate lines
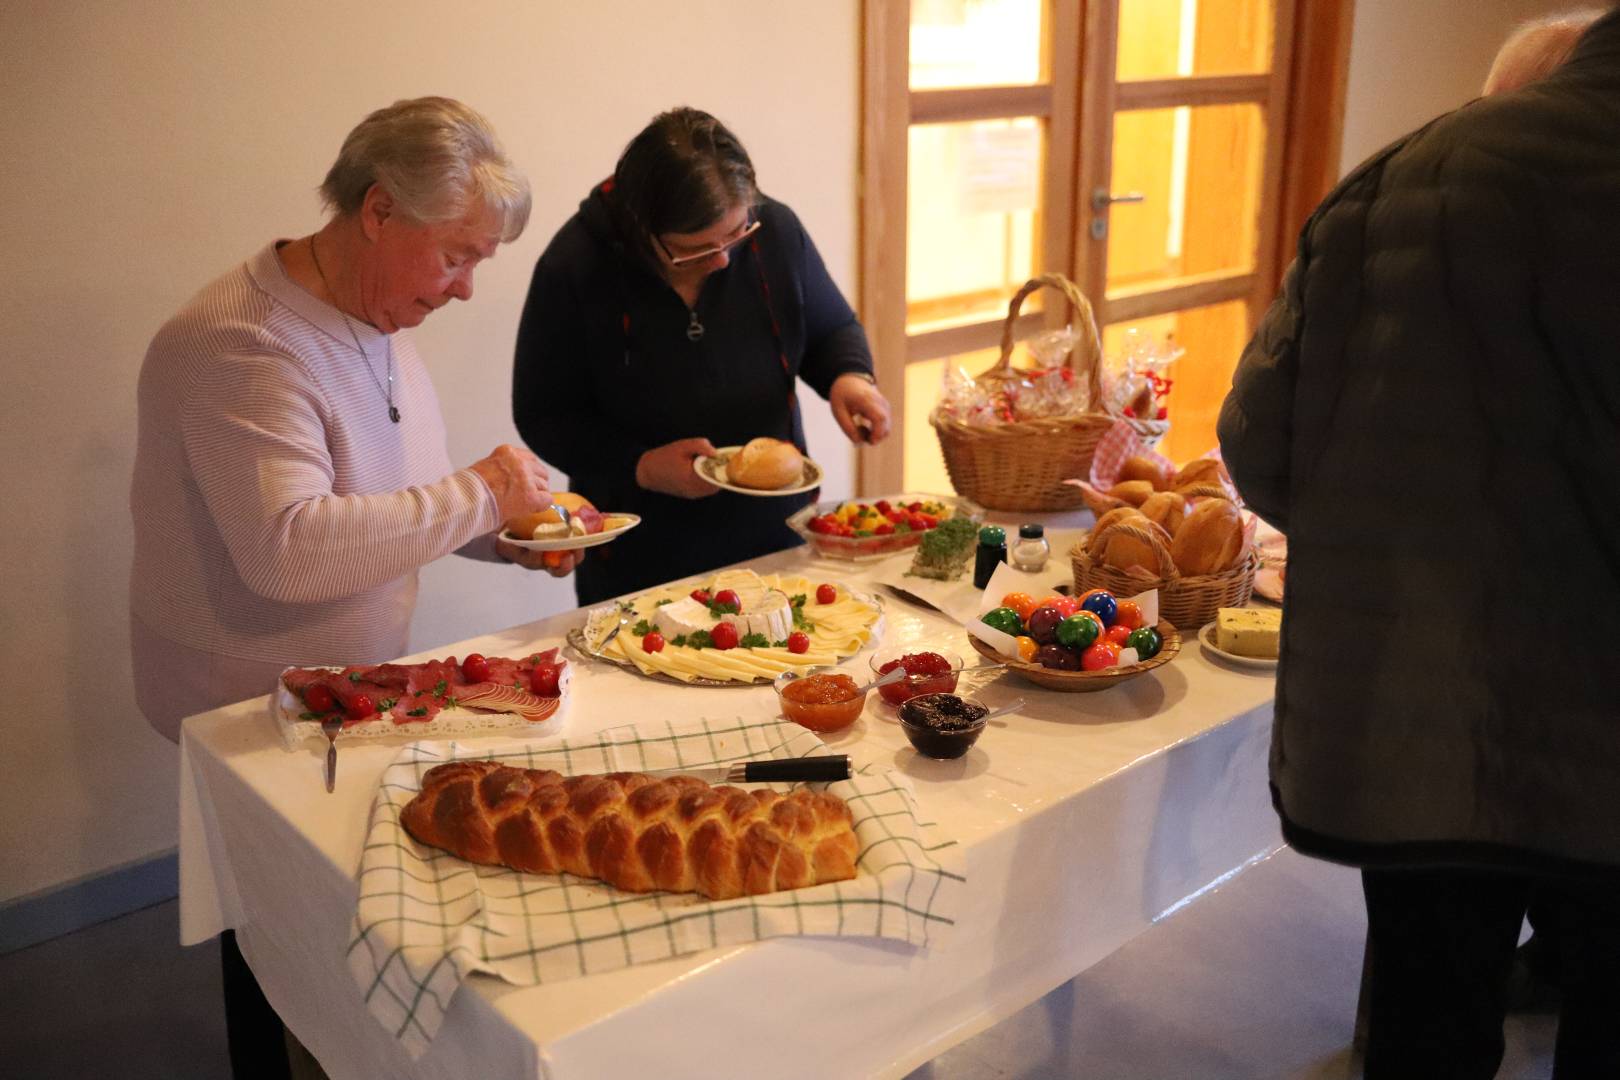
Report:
654,218,762,267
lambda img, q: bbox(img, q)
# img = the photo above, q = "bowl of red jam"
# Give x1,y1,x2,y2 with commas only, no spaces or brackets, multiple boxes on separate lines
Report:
869,649,963,706
898,693,989,759
772,668,867,733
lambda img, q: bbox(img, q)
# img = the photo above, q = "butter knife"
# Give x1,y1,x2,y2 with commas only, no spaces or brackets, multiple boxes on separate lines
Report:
321,715,342,793
639,755,850,784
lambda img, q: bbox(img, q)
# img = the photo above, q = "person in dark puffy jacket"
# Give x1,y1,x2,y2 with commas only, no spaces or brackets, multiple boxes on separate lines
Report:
1218,7,1620,1075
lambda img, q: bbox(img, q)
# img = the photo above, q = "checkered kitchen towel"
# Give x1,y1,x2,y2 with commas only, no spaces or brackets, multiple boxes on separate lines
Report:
348,717,964,1057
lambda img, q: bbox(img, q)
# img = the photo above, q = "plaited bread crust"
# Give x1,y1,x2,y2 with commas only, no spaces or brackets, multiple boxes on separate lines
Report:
400,760,860,900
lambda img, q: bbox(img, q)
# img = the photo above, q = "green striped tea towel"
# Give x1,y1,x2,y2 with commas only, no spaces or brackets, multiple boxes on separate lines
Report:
349,716,963,1056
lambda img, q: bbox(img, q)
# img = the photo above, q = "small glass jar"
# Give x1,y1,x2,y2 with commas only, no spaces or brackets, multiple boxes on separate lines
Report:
1011,523,1050,572
973,525,1008,589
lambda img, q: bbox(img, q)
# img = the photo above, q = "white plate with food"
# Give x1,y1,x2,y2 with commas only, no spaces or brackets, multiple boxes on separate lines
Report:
695,438,824,497
500,494,640,551
1198,621,1279,670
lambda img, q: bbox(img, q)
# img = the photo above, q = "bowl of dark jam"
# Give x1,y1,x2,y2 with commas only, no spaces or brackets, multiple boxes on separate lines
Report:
898,692,989,759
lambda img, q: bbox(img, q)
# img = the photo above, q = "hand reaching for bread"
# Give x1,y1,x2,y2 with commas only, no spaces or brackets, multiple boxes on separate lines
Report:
637,437,721,499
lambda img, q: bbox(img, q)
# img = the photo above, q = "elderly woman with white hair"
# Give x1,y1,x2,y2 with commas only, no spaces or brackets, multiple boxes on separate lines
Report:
130,97,567,1074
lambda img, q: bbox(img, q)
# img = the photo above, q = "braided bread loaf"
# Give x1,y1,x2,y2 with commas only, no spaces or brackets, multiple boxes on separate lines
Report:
400,760,859,900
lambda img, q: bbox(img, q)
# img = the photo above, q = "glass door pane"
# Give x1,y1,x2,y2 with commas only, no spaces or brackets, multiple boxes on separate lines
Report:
902,348,1002,493
1117,0,1274,80
911,0,1046,89
906,118,1045,333
1105,103,1265,294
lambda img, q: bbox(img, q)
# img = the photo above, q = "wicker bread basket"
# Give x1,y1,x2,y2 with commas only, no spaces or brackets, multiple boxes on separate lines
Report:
931,275,1113,512
1071,518,1256,631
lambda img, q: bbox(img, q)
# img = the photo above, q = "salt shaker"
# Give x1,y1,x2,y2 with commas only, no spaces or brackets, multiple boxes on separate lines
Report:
1011,523,1050,572
973,525,1008,589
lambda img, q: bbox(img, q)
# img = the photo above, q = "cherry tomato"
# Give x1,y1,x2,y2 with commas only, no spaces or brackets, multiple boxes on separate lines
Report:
906,513,930,531
461,654,490,683
711,622,740,650
876,500,893,514
875,522,895,535
816,583,838,604
787,631,811,654
1000,591,1037,622
1014,635,1038,663
530,662,562,697
713,588,742,611
303,684,335,714
1106,624,1133,647
1114,600,1145,631
690,589,712,604
907,501,923,512
1080,641,1121,671
347,693,377,719
642,631,666,653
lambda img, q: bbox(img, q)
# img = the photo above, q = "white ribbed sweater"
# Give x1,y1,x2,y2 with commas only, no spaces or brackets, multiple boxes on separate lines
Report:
130,241,501,674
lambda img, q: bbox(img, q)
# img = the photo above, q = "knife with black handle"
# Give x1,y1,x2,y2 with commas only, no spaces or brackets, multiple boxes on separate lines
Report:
640,754,851,784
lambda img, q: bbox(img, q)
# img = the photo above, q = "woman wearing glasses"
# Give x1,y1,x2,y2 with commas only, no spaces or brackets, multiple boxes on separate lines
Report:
513,107,890,605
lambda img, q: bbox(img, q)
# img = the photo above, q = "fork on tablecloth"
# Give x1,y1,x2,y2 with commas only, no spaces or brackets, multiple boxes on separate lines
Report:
322,715,342,792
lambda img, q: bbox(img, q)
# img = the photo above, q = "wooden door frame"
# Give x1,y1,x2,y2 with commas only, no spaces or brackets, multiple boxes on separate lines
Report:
857,0,1354,495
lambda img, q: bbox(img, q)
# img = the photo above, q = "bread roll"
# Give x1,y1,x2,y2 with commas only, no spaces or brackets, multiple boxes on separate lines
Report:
1173,458,1232,495
401,761,859,900
727,438,805,490
1118,454,1176,492
1170,497,1245,575
1100,516,1173,576
1087,506,1143,559
1138,490,1187,536
1105,480,1156,507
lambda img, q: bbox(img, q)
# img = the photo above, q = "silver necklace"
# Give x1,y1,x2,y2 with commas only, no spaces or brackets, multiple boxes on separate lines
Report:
309,235,400,423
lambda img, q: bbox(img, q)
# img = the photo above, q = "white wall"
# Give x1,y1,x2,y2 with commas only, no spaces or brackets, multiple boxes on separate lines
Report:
1339,0,1579,173
0,0,859,904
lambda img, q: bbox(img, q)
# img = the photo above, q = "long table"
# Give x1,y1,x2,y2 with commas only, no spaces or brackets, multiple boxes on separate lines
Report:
178,529,1280,1080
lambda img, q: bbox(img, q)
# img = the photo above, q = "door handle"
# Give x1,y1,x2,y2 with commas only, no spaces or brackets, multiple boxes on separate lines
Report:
1091,187,1146,212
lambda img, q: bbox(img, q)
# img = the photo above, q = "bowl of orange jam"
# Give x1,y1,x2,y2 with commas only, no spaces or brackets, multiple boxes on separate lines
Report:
772,667,867,733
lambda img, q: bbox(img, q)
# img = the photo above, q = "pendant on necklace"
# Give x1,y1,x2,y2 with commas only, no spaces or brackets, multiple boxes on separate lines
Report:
389,405,401,423
686,310,704,342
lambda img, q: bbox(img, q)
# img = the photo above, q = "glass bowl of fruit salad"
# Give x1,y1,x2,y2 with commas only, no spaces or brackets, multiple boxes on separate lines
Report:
869,648,963,706
787,493,984,560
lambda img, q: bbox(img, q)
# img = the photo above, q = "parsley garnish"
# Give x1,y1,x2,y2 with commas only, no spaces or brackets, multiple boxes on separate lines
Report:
632,619,655,637
789,593,807,607
378,698,398,711
705,599,740,617
619,600,636,614
739,632,769,648
685,629,714,650
432,679,448,697
773,639,789,648
348,672,362,683
298,711,319,721
655,598,673,607
671,634,688,647
444,696,459,709
406,707,428,717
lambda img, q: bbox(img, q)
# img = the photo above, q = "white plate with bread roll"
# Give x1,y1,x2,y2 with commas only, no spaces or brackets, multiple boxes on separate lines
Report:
696,438,824,496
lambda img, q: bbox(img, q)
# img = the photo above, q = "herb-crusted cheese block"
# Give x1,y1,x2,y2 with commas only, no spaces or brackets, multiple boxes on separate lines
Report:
1215,607,1281,658
586,569,882,684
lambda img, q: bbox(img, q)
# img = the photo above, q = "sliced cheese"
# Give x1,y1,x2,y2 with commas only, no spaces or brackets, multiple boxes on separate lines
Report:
1215,607,1281,658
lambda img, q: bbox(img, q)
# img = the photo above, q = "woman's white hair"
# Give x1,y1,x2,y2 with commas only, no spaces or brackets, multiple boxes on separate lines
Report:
1482,8,1606,95
320,96,531,241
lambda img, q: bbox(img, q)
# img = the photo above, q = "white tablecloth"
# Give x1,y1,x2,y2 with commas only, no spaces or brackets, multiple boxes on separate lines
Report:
179,532,1280,1080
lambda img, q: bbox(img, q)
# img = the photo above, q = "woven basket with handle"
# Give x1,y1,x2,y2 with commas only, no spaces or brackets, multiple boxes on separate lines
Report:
930,274,1113,512
1070,516,1256,631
